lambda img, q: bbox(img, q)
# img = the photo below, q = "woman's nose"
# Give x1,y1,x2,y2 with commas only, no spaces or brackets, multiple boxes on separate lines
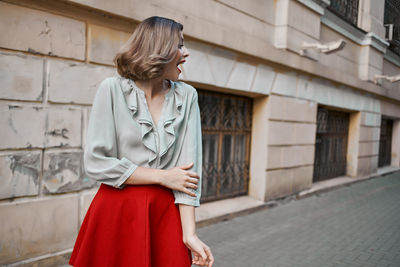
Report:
183,46,189,58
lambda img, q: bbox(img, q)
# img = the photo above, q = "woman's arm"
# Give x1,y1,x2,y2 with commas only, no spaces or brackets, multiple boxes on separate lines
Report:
124,163,200,197
179,204,214,267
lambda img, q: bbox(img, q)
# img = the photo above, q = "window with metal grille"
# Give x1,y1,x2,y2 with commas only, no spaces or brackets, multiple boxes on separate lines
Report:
384,0,400,56
328,0,359,27
313,107,349,182
378,118,393,167
198,90,252,202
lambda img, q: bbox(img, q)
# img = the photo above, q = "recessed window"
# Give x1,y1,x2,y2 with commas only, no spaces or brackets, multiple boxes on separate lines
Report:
198,90,252,202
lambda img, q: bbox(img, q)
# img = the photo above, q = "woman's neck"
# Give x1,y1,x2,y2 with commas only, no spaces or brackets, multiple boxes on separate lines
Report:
135,78,170,99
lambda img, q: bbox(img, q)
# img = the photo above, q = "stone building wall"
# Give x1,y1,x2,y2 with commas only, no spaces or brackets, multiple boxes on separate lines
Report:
0,0,400,265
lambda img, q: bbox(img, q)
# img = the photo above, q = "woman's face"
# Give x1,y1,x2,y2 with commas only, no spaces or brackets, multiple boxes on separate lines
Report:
163,31,189,82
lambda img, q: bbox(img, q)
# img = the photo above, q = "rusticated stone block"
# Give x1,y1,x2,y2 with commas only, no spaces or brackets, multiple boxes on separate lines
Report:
45,108,82,148
288,0,320,39
359,126,380,142
267,145,315,169
14,252,71,267
295,123,317,144
182,41,216,85
265,165,313,201
357,155,378,176
268,121,316,145
358,141,380,157
0,151,41,199
251,64,276,94
0,104,82,149
82,107,91,147
320,25,360,65
271,72,297,97
43,151,97,194
0,52,44,101
217,0,275,25
207,46,237,88
0,195,78,265
292,165,313,193
268,94,317,123
265,168,293,201
80,190,97,225
359,46,383,81
0,104,46,149
226,61,257,91
0,2,85,60
88,24,131,65
360,112,381,127
47,59,116,105
268,121,296,145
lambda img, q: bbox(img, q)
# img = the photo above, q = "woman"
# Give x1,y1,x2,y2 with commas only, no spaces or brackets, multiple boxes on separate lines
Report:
69,16,214,267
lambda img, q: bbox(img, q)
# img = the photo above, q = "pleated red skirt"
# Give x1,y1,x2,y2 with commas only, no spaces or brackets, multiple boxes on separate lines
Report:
69,183,192,267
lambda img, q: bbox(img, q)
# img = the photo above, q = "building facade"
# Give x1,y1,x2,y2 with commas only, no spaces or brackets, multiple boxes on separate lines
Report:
0,0,399,265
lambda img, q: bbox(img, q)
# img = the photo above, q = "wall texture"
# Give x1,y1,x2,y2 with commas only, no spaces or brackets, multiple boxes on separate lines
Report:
0,0,399,265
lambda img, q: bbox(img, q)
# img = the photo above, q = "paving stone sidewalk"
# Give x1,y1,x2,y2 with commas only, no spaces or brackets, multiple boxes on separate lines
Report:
196,171,400,267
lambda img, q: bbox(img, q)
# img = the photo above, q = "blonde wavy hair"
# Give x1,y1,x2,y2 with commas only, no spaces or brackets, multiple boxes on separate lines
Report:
114,16,183,81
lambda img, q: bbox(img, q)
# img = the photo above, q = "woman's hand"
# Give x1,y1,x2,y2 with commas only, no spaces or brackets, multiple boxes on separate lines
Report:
160,162,199,197
183,233,214,267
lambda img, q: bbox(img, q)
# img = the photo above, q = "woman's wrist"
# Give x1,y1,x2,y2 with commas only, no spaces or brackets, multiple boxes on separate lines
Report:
183,228,196,237
157,169,168,185
182,231,197,243
125,167,167,186
179,204,197,242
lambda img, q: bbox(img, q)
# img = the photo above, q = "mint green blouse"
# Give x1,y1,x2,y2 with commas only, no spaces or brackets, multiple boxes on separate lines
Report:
84,76,202,207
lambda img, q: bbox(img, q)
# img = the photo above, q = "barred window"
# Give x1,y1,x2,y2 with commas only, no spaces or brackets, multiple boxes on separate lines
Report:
384,0,400,56
198,90,252,202
378,118,393,167
328,0,359,26
313,107,349,182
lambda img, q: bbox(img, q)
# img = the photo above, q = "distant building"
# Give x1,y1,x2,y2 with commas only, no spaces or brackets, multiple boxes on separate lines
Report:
0,0,399,265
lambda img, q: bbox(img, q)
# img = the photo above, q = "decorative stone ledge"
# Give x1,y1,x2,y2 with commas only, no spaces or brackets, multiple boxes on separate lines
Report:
195,195,266,227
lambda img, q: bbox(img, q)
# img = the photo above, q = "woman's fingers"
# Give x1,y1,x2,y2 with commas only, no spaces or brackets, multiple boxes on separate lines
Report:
186,171,200,179
184,179,198,195
198,248,208,266
180,162,194,170
163,165,200,195
205,246,214,267
184,188,197,197
184,235,213,267
185,182,198,189
192,252,203,264
194,253,205,265
187,178,199,185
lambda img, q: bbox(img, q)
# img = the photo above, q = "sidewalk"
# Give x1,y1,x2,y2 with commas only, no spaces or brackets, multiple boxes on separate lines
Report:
196,171,400,267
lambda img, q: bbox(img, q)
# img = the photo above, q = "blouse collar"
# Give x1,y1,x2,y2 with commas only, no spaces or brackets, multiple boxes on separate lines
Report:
119,77,183,115
118,76,184,165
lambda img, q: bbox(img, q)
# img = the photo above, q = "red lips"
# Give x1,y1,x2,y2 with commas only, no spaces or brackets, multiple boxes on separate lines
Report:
177,59,186,73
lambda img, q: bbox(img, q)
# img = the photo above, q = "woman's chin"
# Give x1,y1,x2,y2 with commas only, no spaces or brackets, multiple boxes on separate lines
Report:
163,70,181,82
170,74,180,82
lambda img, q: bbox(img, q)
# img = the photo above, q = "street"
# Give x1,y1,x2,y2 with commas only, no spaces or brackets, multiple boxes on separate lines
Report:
196,171,400,267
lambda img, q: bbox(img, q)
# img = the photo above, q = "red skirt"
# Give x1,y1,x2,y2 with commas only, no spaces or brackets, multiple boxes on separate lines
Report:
69,184,192,267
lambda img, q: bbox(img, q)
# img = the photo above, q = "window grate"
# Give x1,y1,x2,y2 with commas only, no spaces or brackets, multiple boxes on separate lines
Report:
384,0,400,56
328,0,359,27
378,118,393,167
198,90,252,202
313,107,349,182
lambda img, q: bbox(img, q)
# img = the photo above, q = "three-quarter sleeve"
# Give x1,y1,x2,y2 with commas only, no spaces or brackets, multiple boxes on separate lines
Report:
84,78,138,188
173,92,203,207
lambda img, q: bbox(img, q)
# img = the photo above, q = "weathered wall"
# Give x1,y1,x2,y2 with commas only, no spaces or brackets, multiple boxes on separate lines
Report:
0,1,116,264
1,0,400,265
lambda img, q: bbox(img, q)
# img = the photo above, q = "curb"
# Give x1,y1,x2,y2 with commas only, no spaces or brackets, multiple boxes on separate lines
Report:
196,168,400,228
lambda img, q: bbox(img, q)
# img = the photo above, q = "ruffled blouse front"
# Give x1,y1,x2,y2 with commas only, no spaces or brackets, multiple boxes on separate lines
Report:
84,76,202,207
